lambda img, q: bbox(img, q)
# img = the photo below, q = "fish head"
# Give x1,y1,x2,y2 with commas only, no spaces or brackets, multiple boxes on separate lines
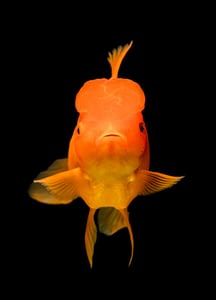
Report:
69,78,149,179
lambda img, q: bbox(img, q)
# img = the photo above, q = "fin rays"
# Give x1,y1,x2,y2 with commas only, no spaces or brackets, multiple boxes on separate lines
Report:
129,170,184,201
107,41,133,78
29,168,82,204
85,209,97,268
120,209,134,266
98,207,127,235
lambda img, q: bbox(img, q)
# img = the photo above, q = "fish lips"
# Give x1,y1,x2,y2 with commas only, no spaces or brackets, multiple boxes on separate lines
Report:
96,132,127,146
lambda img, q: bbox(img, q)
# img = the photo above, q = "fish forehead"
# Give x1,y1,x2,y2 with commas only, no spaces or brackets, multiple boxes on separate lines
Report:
75,78,145,117
78,110,143,125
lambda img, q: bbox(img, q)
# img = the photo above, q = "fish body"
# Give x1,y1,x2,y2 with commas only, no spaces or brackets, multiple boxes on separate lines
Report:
29,41,183,267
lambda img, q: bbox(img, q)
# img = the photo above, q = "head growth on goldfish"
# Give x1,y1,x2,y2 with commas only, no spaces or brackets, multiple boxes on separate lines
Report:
28,41,183,267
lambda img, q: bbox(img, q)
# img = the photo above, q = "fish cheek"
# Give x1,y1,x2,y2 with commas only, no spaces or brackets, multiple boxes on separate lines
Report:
127,127,147,156
74,133,96,164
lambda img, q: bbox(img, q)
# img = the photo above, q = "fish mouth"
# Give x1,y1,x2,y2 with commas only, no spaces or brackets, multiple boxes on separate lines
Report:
102,132,125,139
96,132,126,145
103,133,122,138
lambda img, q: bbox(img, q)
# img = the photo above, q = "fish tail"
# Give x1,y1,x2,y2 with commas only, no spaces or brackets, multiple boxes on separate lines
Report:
107,41,133,78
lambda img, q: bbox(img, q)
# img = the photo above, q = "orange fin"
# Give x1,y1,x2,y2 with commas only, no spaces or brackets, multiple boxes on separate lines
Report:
120,209,134,266
28,168,82,204
129,170,184,199
98,207,127,235
107,41,133,78
85,209,97,268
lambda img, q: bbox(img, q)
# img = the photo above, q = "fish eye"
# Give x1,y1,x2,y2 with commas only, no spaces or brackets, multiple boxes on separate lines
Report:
139,122,145,133
77,127,80,135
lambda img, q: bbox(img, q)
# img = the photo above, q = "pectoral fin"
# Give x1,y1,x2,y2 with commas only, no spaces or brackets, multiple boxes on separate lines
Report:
85,209,97,268
33,158,68,179
98,207,127,235
28,167,82,204
129,170,184,199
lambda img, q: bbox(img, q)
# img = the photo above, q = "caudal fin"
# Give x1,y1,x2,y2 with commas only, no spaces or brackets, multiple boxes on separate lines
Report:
107,41,133,78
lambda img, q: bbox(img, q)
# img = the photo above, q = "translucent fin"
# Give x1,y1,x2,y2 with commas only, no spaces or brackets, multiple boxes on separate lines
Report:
28,181,71,204
129,170,184,199
28,168,82,204
85,209,97,268
98,208,134,266
32,159,68,180
98,207,127,235
107,41,133,78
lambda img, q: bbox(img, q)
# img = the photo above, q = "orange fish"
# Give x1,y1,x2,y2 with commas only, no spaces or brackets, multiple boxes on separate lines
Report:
28,41,183,267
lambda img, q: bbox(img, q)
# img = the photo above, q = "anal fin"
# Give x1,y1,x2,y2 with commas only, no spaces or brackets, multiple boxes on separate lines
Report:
98,207,134,266
98,207,127,235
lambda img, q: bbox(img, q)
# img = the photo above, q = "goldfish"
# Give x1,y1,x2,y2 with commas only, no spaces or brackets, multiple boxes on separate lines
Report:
28,41,183,267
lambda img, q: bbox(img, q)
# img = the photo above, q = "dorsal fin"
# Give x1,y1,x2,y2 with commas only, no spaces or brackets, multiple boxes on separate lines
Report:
107,41,133,78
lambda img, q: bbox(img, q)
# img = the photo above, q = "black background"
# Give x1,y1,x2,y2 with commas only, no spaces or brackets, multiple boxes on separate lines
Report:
7,2,205,293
